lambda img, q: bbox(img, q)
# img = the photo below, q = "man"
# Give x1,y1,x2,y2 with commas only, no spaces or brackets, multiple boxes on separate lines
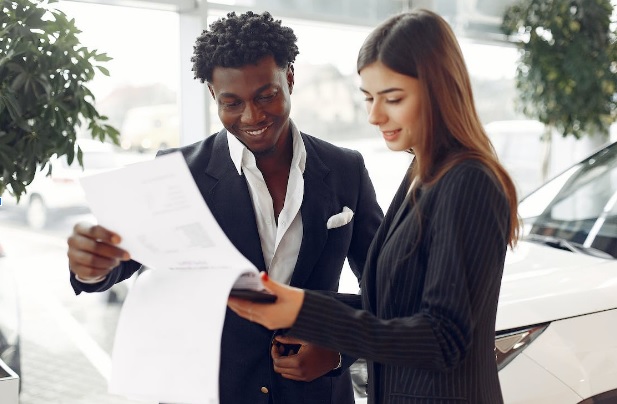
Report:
67,11,383,404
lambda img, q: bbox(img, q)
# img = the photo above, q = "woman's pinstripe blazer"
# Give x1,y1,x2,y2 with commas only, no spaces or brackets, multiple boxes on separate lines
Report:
290,159,510,404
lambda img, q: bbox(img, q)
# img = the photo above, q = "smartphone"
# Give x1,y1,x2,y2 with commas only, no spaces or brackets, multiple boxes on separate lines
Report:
229,288,277,303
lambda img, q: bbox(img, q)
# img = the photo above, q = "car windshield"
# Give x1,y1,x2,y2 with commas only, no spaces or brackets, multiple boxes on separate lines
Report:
519,142,617,259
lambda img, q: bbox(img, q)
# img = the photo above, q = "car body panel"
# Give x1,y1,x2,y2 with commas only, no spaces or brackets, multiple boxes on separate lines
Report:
499,352,583,403
523,309,617,400
497,240,617,331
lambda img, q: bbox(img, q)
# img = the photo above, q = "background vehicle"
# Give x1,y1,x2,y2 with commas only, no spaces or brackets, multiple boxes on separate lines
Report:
497,140,617,403
0,242,21,387
3,139,121,229
120,104,179,153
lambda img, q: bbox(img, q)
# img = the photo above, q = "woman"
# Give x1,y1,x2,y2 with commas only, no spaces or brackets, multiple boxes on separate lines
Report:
229,9,519,404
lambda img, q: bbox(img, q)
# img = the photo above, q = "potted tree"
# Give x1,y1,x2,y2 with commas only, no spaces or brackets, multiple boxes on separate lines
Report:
501,0,617,181
0,0,119,201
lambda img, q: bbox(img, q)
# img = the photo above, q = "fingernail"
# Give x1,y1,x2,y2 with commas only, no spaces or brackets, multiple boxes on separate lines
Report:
111,235,121,244
261,272,269,282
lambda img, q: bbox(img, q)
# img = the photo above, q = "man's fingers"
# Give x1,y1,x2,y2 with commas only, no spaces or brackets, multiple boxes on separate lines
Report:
68,234,129,260
277,372,304,382
272,357,300,375
273,357,311,381
68,223,129,280
69,248,122,270
74,222,122,245
271,343,283,359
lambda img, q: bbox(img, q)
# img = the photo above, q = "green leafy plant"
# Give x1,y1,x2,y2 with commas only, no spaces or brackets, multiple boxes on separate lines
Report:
0,0,119,200
501,0,617,141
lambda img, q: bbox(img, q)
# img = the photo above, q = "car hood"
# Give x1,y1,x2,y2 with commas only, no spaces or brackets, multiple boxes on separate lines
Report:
496,240,617,331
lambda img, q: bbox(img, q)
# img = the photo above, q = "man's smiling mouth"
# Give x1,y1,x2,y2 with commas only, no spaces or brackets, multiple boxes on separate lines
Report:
244,124,271,136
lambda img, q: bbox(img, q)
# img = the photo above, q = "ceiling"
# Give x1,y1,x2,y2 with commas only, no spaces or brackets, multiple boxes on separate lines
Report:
67,0,517,42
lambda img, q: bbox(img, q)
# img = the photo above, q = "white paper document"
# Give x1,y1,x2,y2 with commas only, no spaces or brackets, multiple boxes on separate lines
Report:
79,152,264,404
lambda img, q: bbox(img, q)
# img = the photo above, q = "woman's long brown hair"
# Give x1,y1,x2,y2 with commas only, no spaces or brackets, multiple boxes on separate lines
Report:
357,9,520,247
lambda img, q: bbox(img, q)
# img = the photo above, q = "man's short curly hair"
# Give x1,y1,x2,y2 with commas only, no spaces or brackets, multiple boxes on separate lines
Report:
191,11,299,83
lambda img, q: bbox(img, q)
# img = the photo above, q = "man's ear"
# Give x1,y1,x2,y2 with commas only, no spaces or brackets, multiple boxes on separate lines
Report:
286,64,295,94
207,83,216,100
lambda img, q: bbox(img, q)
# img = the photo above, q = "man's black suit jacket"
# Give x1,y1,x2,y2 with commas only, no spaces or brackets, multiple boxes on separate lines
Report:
71,130,384,404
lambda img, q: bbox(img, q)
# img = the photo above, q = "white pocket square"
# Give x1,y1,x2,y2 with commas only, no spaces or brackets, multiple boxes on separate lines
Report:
327,206,354,229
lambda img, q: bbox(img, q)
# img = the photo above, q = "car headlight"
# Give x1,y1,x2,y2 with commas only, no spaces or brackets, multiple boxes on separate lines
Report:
495,323,549,371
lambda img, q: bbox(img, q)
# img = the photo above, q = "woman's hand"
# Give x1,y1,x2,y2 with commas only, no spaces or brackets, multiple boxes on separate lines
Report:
227,272,304,330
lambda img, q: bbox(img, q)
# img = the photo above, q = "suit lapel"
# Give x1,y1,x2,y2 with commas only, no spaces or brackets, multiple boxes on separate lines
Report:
382,196,412,246
362,171,412,313
289,136,333,287
194,130,266,270
360,200,409,313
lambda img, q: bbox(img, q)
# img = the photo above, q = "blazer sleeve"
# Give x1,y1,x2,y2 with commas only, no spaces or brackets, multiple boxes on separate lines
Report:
289,164,509,370
70,259,143,295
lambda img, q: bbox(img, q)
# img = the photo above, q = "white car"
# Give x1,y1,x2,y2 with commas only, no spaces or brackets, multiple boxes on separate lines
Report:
347,140,617,403
120,104,180,153
3,139,121,229
0,242,20,387
497,140,617,403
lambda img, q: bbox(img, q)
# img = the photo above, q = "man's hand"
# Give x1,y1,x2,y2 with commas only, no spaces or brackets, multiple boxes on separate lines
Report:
271,335,340,382
67,222,130,282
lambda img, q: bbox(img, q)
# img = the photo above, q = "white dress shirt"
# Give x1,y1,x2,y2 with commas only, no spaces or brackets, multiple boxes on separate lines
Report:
227,122,306,284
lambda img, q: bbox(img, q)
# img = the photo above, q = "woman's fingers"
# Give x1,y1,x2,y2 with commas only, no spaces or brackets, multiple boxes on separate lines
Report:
228,274,305,330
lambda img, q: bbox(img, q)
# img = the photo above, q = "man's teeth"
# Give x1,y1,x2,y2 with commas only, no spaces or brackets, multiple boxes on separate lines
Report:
246,127,268,135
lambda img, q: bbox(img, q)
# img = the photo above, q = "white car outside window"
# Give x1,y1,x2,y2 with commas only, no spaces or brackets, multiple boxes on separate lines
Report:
2,138,121,229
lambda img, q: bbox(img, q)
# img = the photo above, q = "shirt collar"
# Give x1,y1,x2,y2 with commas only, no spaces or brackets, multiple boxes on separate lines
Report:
226,120,306,175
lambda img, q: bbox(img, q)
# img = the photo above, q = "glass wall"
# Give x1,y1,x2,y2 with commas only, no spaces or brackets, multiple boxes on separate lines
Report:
55,2,182,154
54,1,520,151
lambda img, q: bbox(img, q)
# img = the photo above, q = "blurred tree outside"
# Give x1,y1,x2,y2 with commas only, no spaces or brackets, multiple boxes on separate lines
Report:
0,0,119,200
501,0,617,181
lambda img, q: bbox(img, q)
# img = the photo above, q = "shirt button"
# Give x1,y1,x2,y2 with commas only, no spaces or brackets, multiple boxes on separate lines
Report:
260,386,269,394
